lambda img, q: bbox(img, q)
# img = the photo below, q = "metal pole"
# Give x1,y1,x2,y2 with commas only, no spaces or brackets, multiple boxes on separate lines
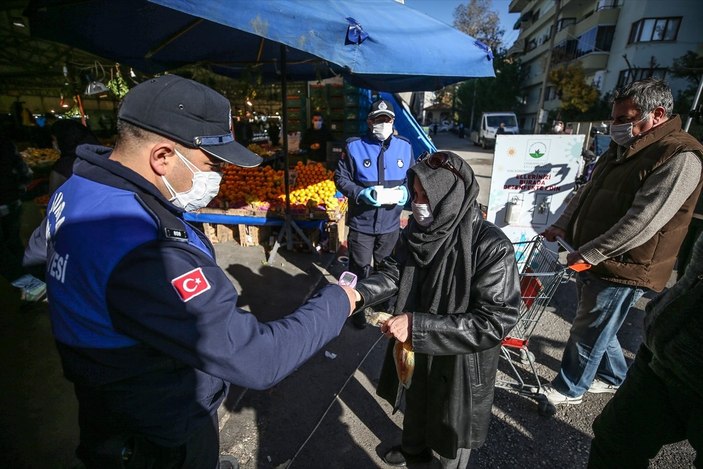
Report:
533,0,561,134
281,45,290,214
469,79,477,130
684,75,703,132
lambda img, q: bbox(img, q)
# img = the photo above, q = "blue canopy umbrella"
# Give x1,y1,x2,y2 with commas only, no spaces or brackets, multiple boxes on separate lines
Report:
26,0,492,259
26,0,494,92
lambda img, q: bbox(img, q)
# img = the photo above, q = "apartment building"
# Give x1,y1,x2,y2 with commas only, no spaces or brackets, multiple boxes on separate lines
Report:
508,0,702,132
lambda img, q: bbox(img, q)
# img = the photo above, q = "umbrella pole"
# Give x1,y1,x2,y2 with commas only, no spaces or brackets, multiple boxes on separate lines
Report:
268,44,316,264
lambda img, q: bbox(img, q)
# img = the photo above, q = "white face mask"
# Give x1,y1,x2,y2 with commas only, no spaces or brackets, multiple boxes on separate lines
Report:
313,120,323,130
411,201,434,227
372,122,393,141
162,148,222,212
610,114,649,147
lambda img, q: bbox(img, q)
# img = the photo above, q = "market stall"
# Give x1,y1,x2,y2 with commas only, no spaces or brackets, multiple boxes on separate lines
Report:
184,156,347,251
20,146,59,209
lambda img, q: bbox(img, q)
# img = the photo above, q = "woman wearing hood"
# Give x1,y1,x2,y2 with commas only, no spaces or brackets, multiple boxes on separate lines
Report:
356,151,521,467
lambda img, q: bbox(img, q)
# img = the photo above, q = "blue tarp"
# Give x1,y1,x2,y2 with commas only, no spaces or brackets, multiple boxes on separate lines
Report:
27,0,495,92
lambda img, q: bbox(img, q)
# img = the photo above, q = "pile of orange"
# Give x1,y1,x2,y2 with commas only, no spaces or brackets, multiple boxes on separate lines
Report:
216,164,285,209
212,161,342,212
288,161,339,208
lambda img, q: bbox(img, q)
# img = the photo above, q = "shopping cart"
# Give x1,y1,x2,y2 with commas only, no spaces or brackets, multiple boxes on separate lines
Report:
495,235,588,398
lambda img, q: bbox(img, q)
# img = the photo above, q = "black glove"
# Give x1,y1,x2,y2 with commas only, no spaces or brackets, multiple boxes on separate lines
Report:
354,257,400,313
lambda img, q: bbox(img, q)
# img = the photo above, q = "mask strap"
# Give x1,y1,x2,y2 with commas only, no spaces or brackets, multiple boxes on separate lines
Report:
161,175,179,201
174,147,201,175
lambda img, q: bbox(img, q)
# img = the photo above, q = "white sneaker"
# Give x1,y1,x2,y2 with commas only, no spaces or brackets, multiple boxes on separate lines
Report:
541,385,583,405
588,378,620,394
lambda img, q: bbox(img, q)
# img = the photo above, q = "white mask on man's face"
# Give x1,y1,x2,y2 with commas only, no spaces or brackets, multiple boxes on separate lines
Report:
372,122,393,141
313,120,323,130
610,114,650,147
162,148,222,212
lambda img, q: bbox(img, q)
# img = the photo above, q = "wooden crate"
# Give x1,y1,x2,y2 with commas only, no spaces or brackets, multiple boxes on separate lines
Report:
202,223,236,243
238,224,263,247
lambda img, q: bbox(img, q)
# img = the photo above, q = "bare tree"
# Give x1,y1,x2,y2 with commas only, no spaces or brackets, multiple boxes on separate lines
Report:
453,0,504,53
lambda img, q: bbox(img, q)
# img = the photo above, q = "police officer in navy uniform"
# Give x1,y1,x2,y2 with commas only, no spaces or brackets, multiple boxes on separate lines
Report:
28,75,359,468
335,99,413,327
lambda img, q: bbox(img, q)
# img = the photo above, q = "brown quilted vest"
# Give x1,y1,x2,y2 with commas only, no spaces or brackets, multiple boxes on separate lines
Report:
569,115,703,291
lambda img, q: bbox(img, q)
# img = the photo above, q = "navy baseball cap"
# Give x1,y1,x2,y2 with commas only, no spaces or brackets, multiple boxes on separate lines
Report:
117,75,262,167
368,99,395,119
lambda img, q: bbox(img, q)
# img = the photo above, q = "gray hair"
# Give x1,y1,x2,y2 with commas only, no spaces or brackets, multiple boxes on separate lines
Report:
612,78,673,118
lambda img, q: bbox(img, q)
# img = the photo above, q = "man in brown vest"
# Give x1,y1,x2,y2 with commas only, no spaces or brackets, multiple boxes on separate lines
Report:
541,78,703,406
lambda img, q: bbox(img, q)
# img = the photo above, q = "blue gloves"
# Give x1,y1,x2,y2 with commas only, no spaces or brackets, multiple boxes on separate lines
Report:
358,187,381,207
396,185,409,206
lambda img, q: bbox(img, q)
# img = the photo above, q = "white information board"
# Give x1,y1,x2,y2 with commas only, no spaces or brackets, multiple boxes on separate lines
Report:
487,134,585,243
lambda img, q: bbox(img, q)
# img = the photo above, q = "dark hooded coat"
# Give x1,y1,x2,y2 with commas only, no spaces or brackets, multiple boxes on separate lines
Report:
376,152,520,458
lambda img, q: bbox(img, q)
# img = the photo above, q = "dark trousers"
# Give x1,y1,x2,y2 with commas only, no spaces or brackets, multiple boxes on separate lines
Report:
588,346,703,468
677,219,703,279
347,229,399,279
75,385,220,469
0,203,25,283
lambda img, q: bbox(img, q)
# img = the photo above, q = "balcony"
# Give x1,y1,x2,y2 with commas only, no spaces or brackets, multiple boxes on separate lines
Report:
575,52,609,72
509,0,531,14
572,7,620,37
507,38,525,58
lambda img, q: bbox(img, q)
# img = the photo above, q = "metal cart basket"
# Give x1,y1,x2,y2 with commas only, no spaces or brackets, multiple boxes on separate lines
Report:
495,235,580,396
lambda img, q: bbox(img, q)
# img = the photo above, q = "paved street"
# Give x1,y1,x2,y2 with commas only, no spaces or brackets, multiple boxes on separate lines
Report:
1,131,695,468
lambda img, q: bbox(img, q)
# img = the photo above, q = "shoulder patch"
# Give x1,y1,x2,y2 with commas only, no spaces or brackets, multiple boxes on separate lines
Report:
165,227,188,240
171,267,211,302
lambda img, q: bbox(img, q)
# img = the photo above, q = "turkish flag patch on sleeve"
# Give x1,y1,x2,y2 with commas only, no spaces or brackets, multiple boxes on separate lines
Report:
171,267,212,302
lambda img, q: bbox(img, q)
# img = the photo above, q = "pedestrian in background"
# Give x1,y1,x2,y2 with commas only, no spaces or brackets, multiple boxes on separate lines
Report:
48,119,100,195
334,98,413,328
0,126,46,303
541,78,703,406
359,151,520,468
300,111,333,163
26,75,358,468
588,232,703,468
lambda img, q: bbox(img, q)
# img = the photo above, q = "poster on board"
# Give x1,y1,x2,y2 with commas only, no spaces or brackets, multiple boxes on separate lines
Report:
487,134,585,243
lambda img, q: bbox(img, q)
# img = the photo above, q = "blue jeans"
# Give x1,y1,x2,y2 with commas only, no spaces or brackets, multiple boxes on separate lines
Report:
552,271,646,397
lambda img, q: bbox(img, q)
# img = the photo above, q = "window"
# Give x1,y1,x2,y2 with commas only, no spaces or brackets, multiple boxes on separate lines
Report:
597,0,621,11
617,68,667,88
628,17,681,43
545,86,559,101
557,17,576,32
552,26,614,64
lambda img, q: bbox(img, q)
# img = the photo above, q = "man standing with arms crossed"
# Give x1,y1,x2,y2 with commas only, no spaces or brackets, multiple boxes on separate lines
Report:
541,78,703,405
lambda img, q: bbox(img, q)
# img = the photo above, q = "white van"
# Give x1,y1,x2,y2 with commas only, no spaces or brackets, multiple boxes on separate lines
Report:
470,112,519,149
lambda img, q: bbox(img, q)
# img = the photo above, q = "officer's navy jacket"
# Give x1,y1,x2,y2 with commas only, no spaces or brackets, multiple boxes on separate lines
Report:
334,134,413,234
38,145,350,446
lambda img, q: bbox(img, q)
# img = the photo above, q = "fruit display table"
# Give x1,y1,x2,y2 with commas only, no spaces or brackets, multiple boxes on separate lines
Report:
186,161,347,250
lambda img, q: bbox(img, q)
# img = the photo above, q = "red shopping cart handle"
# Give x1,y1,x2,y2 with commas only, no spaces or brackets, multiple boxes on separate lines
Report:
502,337,528,348
556,236,592,272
